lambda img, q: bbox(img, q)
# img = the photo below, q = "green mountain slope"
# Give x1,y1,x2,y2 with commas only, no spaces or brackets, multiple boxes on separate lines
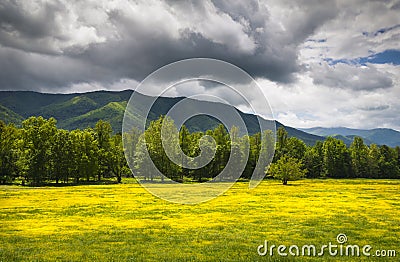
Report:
61,101,127,131
0,90,325,145
0,104,24,125
38,95,99,121
0,91,74,117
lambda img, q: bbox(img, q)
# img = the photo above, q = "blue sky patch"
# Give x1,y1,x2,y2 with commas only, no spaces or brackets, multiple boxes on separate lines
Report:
359,50,400,65
325,49,400,66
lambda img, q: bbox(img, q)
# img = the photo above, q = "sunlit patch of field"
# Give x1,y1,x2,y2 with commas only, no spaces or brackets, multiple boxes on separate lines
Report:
1,179,399,261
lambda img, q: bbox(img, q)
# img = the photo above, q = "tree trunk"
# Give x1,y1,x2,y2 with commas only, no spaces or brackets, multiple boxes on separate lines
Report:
283,179,288,185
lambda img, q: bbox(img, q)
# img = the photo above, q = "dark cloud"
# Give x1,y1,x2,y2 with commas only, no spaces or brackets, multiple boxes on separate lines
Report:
0,46,111,91
210,0,268,30
0,0,67,55
73,2,300,84
0,0,338,91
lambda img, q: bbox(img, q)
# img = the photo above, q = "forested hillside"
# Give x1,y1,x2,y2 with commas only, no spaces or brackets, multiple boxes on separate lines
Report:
0,90,323,145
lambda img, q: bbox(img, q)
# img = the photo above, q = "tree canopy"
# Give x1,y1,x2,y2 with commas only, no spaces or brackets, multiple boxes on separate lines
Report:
267,155,306,185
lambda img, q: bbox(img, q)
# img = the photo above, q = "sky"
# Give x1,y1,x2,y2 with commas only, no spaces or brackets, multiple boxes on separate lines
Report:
0,0,399,130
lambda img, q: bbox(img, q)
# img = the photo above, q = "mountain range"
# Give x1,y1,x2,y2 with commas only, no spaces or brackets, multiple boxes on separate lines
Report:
300,127,400,147
0,90,399,147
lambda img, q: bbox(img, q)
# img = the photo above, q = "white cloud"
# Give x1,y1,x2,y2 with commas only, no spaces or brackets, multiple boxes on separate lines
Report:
258,63,400,130
300,0,400,61
310,62,393,91
177,1,258,54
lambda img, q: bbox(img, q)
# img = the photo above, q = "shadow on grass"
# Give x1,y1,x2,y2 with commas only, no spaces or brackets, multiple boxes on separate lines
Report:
138,178,252,184
21,180,121,187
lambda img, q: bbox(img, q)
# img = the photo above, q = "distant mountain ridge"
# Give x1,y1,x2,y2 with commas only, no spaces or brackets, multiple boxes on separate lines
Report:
300,127,400,147
0,90,324,145
1,90,399,147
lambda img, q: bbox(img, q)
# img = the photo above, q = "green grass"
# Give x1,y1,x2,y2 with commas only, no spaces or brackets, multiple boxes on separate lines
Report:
1,179,399,261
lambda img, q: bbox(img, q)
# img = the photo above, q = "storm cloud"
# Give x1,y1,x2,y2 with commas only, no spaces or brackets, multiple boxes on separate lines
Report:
0,0,399,130
0,0,338,91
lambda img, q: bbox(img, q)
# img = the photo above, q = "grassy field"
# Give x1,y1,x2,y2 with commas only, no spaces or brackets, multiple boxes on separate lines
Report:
1,179,399,261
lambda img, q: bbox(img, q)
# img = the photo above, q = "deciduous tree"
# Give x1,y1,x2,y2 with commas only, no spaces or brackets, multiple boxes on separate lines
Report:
267,155,306,185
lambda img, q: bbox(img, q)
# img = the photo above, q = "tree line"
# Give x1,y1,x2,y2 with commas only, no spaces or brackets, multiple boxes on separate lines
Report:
0,117,128,185
270,127,400,184
1,116,399,185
